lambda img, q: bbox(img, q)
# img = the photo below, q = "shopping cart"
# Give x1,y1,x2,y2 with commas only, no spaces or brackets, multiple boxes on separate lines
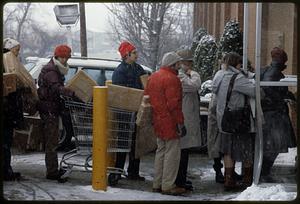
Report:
59,96,136,184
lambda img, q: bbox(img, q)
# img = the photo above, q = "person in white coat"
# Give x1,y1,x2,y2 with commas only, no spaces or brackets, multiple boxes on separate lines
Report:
175,49,202,191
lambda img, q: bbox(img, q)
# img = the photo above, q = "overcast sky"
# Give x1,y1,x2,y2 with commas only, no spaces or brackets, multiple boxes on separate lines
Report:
5,2,113,33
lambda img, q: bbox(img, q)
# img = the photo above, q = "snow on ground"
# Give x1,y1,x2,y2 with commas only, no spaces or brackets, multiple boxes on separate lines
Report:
233,184,297,201
2,148,297,201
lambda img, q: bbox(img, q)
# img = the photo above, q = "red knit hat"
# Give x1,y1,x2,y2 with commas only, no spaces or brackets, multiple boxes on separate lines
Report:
118,41,136,58
271,47,287,64
54,44,72,58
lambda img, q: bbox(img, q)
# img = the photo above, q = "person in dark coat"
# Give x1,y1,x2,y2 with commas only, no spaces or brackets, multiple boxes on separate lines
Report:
108,41,146,184
2,38,23,181
260,47,296,182
37,44,77,183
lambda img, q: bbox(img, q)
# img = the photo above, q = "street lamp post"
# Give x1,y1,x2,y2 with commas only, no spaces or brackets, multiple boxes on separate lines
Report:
54,4,80,52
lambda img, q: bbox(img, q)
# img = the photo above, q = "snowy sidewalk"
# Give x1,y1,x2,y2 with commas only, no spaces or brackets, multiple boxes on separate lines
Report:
2,148,297,201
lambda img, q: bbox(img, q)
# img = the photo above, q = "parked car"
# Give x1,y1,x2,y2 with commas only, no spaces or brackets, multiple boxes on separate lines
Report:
25,56,153,149
26,56,152,86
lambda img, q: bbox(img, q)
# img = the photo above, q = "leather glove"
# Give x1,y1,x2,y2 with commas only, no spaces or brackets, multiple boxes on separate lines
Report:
176,124,187,137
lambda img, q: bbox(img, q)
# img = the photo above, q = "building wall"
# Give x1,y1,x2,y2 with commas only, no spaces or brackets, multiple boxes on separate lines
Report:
193,3,298,75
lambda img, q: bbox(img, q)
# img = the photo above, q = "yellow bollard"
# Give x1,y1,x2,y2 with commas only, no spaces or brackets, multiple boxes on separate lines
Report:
92,86,108,191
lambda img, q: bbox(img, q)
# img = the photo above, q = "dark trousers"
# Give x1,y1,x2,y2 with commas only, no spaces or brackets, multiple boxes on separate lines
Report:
3,124,14,178
175,148,189,186
115,130,140,175
60,110,74,146
40,114,60,176
261,152,279,176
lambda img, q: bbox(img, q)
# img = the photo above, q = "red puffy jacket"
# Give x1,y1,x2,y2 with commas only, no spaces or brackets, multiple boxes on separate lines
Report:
144,66,184,140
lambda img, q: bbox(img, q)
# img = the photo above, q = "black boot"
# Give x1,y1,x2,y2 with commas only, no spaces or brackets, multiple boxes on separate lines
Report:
213,164,225,183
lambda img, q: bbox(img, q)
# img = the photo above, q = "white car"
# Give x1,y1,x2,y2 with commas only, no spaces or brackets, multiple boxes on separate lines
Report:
25,56,153,86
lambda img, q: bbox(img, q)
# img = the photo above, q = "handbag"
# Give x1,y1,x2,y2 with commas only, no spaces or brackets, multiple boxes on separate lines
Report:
221,73,251,134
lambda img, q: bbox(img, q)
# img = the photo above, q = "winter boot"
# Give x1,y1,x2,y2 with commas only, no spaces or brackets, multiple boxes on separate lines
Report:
224,168,243,191
242,166,253,189
213,163,225,184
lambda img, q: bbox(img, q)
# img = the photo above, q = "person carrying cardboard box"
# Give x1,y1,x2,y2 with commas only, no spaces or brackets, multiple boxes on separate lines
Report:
2,38,24,181
108,41,147,185
36,44,79,183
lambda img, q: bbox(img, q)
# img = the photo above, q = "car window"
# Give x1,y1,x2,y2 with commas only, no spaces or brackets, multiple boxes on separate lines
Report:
82,68,114,86
24,62,36,72
105,70,114,81
65,67,78,82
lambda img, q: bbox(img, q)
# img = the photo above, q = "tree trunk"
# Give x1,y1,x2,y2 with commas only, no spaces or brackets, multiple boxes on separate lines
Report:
79,2,88,57
16,3,31,42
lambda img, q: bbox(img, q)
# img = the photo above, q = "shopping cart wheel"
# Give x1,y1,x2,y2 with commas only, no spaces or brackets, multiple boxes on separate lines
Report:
108,173,120,186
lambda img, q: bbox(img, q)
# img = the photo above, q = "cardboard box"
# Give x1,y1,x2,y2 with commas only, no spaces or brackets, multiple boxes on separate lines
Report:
3,52,38,99
3,73,17,96
135,96,157,158
66,70,98,103
107,84,144,112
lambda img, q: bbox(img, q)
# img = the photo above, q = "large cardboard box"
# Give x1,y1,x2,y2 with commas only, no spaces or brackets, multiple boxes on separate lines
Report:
135,96,157,158
107,84,144,112
3,51,38,99
66,70,98,103
3,73,17,96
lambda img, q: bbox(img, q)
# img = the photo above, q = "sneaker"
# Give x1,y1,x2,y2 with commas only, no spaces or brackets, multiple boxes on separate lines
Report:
127,174,145,181
161,186,187,196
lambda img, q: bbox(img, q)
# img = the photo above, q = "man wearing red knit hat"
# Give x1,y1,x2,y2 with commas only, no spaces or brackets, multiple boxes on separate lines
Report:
37,44,78,183
108,41,147,185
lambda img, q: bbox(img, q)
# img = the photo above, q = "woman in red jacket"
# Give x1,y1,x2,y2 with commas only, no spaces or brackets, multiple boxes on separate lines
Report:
145,51,187,196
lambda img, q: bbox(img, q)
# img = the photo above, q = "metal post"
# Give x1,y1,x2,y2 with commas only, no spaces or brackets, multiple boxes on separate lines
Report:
253,2,263,185
243,3,249,71
92,86,108,191
66,26,73,52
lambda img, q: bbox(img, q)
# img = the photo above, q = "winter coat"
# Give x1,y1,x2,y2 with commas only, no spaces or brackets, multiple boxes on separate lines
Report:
178,70,202,149
212,66,255,133
261,61,295,111
37,58,74,116
112,60,146,89
144,67,184,140
260,61,296,153
207,93,221,159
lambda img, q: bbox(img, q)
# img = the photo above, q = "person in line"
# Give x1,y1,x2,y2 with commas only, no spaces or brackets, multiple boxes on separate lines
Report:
207,63,243,184
145,51,187,196
260,47,296,182
212,52,256,191
175,49,202,191
108,41,146,185
3,38,23,181
37,44,77,183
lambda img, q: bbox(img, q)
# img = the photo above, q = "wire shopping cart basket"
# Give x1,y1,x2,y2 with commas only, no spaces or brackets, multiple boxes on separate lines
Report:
59,96,136,182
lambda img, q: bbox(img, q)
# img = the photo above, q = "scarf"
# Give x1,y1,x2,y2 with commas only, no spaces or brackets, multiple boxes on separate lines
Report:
53,57,69,75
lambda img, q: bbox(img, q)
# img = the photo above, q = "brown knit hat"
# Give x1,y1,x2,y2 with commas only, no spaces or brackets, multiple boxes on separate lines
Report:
271,47,288,64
